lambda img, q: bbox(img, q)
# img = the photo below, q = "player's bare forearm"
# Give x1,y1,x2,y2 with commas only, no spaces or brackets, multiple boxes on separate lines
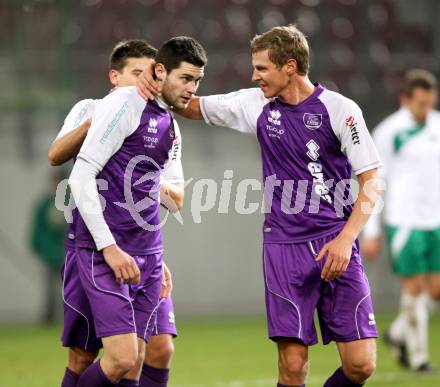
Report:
160,261,173,298
160,182,184,213
174,97,203,120
339,168,382,243
48,119,91,166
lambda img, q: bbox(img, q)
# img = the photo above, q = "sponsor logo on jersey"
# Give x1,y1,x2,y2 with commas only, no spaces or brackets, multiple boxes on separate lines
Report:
266,110,284,139
306,140,332,204
143,135,159,148
345,115,360,145
266,125,284,139
306,139,320,161
148,118,158,133
303,113,322,130
268,110,281,126
100,101,129,144
170,135,180,160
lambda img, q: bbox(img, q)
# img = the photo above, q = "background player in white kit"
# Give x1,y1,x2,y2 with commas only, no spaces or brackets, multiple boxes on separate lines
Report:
49,40,184,387
362,69,440,372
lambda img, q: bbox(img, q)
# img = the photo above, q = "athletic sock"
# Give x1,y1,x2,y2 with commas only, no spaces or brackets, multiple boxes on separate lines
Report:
388,294,406,342
402,292,429,369
61,367,80,387
324,367,364,387
119,379,139,386
76,360,116,387
139,364,169,387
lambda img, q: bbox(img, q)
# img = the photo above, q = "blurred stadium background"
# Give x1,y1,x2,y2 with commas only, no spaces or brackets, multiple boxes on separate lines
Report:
0,0,439,386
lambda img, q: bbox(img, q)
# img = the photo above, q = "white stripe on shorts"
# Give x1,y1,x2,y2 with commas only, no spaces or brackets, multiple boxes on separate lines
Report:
355,293,371,339
144,297,166,340
62,252,91,350
308,241,318,256
391,227,411,260
90,250,136,332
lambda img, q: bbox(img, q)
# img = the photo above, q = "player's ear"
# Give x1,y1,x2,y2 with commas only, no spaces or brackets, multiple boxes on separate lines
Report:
109,69,119,87
285,58,297,75
154,63,167,82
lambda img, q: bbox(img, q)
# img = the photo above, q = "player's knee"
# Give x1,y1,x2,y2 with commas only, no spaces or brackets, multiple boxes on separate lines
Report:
344,357,376,383
146,336,175,368
279,352,308,381
108,348,139,376
114,355,138,376
68,347,98,374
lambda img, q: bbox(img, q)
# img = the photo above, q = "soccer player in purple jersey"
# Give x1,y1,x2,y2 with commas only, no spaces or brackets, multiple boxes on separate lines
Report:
139,25,382,387
50,40,183,387
65,37,206,387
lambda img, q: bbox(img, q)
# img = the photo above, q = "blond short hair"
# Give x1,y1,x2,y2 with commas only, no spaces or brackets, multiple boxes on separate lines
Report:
251,25,310,75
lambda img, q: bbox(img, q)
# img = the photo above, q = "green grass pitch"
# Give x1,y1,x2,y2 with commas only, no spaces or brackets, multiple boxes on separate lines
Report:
0,314,439,386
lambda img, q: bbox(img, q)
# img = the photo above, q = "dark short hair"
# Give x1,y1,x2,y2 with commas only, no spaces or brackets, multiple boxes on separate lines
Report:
110,39,157,71
155,36,207,72
402,69,437,97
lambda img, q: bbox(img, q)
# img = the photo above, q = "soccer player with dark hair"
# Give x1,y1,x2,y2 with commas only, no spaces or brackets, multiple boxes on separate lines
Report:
139,25,382,386
51,39,183,387
363,69,440,372
53,37,206,387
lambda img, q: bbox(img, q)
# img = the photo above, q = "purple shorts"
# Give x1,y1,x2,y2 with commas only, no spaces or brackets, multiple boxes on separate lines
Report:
151,297,178,338
61,247,164,349
61,248,101,351
263,233,378,346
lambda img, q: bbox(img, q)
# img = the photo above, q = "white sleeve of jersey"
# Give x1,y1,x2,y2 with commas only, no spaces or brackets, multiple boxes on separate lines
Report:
199,88,268,135
162,119,184,183
70,88,145,251
69,158,116,250
319,91,382,175
77,89,141,170
56,99,96,140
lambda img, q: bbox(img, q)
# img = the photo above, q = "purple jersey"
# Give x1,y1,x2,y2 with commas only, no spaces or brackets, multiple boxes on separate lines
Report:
59,98,184,251
200,84,381,243
73,87,174,254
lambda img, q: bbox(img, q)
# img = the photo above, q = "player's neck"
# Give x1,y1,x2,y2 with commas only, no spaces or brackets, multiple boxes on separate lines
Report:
278,75,315,105
157,96,172,111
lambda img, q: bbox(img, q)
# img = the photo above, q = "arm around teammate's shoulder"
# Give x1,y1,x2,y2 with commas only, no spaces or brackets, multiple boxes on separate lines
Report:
48,118,91,166
48,98,95,166
174,96,203,120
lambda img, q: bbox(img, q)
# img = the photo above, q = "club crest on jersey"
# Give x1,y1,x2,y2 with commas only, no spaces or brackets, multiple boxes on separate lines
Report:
268,110,281,125
147,118,158,133
303,113,322,130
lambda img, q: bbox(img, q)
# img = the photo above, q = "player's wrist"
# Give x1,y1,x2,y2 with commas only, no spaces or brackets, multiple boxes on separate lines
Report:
102,243,117,254
338,230,357,244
